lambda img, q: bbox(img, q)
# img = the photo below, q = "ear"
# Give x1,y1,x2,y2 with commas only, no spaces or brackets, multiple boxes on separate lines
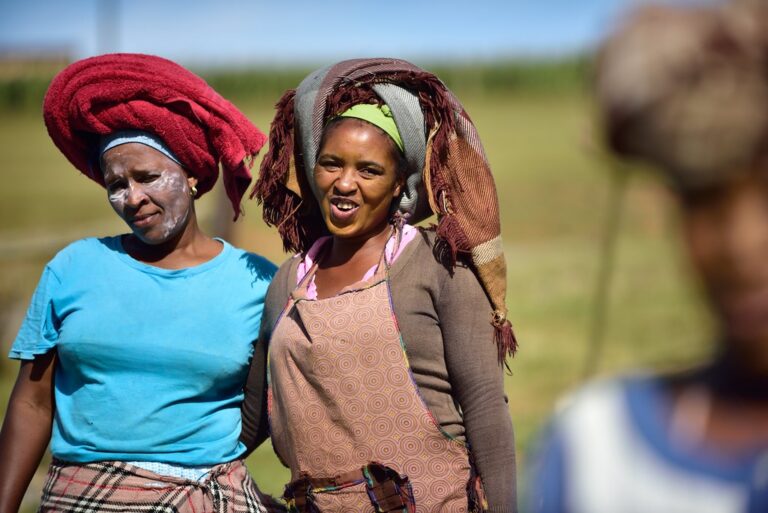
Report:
188,176,199,189
393,178,404,199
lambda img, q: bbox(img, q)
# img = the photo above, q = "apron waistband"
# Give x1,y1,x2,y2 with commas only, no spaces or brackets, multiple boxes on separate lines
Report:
285,462,415,513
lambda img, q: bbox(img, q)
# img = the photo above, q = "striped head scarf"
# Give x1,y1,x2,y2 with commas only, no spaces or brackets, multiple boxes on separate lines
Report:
253,58,517,363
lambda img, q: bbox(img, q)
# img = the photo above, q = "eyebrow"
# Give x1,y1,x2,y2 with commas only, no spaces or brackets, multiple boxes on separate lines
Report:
103,166,164,177
317,153,386,170
357,160,386,169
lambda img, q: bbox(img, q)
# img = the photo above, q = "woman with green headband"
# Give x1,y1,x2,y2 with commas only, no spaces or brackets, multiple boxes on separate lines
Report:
245,59,517,512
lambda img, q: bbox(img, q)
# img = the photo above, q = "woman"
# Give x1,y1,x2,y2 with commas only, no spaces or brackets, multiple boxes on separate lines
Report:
0,53,277,513
528,3,768,512
248,58,518,512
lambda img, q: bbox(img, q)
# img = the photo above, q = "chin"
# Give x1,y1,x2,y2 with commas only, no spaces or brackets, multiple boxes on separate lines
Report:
130,228,178,246
322,215,359,239
720,322,768,371
326,225,363,239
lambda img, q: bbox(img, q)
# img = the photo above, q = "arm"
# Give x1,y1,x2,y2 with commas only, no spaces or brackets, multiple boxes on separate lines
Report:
0,350,56,513
240,332,269,454
438,264,517,513
240,258,295,454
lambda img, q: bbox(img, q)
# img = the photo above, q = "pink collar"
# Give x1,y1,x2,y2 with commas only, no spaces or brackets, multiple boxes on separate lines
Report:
296,225,418,300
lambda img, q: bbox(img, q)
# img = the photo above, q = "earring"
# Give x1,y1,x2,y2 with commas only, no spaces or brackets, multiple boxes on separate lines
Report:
190,184,198,197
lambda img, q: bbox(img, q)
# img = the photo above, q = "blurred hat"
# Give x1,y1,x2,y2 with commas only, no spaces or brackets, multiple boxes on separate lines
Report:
595,1,768,189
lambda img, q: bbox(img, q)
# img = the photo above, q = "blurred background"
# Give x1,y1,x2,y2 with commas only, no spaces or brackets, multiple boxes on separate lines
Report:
0,0,713,510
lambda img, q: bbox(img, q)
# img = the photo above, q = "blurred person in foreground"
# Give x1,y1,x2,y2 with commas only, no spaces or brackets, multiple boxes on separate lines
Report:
0,53,278,512
527,3,768,512
249,58,517,512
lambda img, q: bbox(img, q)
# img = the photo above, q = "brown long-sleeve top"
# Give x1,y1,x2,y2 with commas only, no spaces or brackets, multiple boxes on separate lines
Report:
241,228,517,512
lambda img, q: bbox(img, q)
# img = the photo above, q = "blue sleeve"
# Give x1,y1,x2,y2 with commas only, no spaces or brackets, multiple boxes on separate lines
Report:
526,421,570,513
9,266,62,360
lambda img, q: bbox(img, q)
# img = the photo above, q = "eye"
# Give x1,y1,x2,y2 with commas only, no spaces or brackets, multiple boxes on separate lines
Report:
359,167,383,178
106,179,126,194
138,173,161,184
318,157,341,170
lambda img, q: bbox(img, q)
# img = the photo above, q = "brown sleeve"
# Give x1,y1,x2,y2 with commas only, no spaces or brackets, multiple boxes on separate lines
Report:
240,256,297,454
437,259,518,512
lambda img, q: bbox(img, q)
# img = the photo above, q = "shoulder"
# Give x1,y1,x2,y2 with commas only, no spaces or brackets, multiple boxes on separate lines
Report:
269,255,301,299
389,227,482,297
275,254,300,282
390,227,461,276
416,228,475,271
549,373,657,435
50,236,114,260
260,255,301,334
265,254,300,297
531,376,643,489
224,242,279,284
527,377,646,513
554,376,629,415
45,236,118,278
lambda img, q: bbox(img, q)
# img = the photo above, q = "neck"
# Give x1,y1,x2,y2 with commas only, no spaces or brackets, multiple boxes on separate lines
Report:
323,222,393,269
699,349,768,401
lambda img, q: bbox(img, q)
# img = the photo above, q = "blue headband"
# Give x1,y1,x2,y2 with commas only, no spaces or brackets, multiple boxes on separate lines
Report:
99,130,182,167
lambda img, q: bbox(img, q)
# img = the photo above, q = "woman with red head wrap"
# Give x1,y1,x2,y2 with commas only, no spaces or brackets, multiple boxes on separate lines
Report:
0,53,279,512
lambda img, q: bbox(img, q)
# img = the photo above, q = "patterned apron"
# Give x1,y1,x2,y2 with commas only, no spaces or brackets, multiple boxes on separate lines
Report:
268,238,484,512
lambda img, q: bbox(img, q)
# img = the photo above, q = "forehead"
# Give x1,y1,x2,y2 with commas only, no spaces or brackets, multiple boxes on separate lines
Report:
101,142,184,176
321,118,397,156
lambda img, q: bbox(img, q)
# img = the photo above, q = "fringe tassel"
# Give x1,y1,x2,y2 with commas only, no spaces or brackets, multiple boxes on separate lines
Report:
252,89,296,201
435,214,471,267
492,312,518,369
325,87,380,119
466,468,488,513
252,89,309,253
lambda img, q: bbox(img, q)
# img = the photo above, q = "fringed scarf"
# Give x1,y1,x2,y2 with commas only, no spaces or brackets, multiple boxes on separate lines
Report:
253,58,517,363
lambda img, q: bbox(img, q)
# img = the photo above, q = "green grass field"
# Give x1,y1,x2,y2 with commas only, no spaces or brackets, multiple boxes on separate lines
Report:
0,89,712,509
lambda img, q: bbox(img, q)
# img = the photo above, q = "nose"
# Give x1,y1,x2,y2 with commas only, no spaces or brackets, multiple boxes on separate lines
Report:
720,186,768,281
124,181,149,209
333,166,358,195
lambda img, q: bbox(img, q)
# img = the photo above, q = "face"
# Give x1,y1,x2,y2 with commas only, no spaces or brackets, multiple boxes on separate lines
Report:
313,119,403,240
680,170,768,370
101,143,197,245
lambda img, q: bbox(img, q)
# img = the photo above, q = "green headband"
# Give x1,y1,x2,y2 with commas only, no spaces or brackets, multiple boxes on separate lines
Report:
338,103,404,152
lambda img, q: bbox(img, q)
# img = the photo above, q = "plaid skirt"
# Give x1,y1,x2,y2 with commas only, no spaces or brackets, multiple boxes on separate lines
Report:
38,458,285,512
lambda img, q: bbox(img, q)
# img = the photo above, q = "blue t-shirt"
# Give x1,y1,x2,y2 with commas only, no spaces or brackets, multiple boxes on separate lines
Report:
10,236,276,465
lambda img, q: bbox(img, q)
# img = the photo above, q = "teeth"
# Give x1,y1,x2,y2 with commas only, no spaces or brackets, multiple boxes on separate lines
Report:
335,201,356,211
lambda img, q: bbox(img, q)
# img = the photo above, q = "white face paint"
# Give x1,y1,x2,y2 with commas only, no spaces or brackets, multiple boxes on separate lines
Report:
102,143,195,245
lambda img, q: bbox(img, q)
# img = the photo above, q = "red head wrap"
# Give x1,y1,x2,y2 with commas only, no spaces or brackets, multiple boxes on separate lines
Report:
43,53,266,218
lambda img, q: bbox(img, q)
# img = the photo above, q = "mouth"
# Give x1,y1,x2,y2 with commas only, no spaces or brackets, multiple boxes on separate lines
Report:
130,212,160,228
329,197,359,224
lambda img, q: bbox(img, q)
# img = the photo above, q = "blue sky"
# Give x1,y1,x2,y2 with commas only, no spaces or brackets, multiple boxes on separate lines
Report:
0,0,710,66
